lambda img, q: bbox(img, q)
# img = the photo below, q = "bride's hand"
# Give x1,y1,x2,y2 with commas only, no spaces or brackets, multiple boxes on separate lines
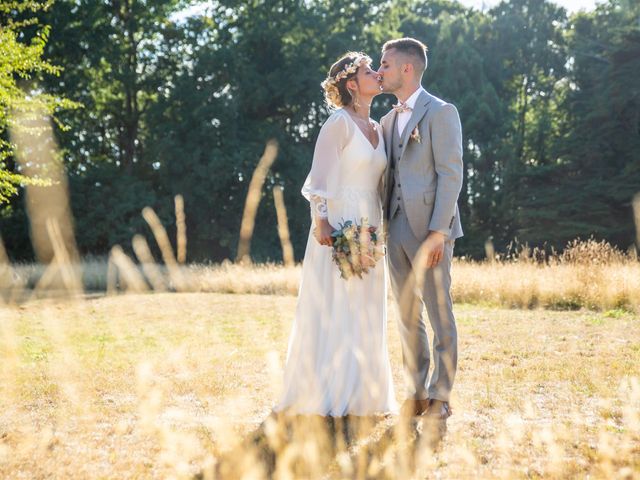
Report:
313,218,335,246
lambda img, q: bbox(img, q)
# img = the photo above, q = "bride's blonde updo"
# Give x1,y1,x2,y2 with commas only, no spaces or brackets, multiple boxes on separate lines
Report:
321,51,372,109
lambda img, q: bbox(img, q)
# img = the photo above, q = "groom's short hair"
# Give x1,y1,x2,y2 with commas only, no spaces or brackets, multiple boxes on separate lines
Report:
382,38,428,74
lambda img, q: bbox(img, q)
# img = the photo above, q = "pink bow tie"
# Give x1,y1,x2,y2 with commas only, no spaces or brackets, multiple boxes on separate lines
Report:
392,102,412,113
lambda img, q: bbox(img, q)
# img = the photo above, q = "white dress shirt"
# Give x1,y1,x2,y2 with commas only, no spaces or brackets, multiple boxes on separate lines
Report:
396,86,426,138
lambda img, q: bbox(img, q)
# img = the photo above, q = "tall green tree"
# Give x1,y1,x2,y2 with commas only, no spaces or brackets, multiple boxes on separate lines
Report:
482,0,568,247
0,0,78,204
33,0,185,255
542,0,640,247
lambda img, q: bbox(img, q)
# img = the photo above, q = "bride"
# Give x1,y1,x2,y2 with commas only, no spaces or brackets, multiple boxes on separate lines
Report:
274,52,397,416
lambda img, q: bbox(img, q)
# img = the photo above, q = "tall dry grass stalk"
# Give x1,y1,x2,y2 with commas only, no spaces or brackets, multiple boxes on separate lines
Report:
0,237,14,296
132,234,168,292
109,245,149,293
272,186,295,267
9,109,79,266
46,218,82,294
633,193,640,248
142,206,190,292
26,218,83,301
484,238,496,262
236,140,278,264
175,194,187,264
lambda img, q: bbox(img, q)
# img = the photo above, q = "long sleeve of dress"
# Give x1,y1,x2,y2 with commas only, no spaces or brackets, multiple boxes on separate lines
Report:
301,111,350,219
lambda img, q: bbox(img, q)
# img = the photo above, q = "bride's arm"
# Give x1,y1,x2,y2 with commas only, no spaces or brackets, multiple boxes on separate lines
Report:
310,195,333,246
302,112,349,245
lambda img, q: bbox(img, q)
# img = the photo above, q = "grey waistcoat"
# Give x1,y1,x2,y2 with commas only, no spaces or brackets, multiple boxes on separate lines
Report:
388,116,404,218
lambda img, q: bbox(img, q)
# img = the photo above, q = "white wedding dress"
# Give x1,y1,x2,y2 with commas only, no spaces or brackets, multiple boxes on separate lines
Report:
274,108,397,416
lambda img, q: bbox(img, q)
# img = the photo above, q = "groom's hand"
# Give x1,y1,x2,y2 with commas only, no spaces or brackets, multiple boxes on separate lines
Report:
423,231,446,268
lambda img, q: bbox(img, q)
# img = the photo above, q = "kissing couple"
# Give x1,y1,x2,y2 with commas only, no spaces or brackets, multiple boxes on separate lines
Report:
274,37,464,425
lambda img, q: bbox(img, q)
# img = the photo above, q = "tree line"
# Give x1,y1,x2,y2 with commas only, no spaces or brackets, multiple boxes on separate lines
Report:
1,0,639,262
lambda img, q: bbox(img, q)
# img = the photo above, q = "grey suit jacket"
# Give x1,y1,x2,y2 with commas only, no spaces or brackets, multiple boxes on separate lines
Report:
379,90,464,241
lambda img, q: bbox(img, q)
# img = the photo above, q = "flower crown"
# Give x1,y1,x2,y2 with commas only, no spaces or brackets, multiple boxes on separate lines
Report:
323,55,370,86
321,54,371,109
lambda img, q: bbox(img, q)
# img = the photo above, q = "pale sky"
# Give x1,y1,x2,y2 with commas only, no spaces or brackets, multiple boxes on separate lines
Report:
174,0,603,22
456,0,603,12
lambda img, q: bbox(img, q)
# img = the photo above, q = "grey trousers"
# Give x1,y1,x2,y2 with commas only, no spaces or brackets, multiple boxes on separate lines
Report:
387,209,457,402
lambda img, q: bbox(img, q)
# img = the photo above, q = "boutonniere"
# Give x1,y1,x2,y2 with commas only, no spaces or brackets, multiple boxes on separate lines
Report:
409,126,421,144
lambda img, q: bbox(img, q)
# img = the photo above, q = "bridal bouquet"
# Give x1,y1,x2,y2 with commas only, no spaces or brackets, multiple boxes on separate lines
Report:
331,218,385,280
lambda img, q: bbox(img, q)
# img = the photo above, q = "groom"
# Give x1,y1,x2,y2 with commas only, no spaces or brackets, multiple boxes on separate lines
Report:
377,38,463,421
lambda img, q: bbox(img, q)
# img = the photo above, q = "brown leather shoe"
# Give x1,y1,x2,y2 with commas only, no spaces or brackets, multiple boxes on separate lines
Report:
400,398,430,418
424,399,452,419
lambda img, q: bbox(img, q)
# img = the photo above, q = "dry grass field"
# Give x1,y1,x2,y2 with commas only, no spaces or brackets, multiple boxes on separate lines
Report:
1,291,639,479
187,256,640,313
9,239,640,313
